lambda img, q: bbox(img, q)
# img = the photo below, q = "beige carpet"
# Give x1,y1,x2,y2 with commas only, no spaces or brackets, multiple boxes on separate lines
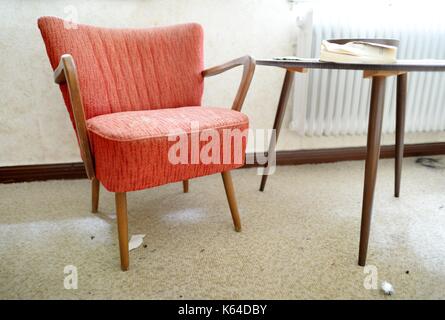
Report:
1,157,445,299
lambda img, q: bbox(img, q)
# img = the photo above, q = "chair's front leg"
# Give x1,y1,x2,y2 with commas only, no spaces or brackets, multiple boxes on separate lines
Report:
221,171,242,232
115,192,129,271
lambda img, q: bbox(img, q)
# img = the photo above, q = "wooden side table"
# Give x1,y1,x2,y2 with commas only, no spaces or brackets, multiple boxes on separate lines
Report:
256,58,445,265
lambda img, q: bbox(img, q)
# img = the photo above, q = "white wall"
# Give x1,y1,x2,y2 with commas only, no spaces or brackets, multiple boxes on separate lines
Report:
0,0,297,166
0,0,444,166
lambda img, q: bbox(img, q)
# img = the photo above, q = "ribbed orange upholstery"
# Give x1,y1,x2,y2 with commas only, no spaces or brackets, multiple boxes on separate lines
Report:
87,107,248,192
38,16,204,121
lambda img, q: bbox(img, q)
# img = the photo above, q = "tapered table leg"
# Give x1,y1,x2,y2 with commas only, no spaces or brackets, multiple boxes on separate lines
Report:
358,76,386,266
395,73,407,198
259,70,295,191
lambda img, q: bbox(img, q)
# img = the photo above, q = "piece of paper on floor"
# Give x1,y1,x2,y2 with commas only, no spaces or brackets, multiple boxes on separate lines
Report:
381,281,395,295
129,234,146,251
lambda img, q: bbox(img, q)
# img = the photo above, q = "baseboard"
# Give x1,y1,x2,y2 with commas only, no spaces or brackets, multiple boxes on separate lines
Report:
0,162,87,183
244,142,445,167
1,142,444,183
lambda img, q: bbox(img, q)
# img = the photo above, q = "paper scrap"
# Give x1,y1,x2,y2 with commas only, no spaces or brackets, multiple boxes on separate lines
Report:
129,234,146,251
381,281,395,296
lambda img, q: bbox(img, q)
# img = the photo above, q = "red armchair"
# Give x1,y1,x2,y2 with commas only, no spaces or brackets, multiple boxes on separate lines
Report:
38,16,255,270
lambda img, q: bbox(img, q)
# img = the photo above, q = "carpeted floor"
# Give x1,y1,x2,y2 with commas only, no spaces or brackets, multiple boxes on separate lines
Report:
1,157,445,299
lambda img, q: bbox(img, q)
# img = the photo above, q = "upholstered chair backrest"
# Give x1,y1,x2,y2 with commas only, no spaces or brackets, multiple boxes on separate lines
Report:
38,17,204,121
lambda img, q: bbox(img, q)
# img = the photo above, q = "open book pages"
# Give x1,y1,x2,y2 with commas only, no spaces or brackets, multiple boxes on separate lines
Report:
320,40,397,64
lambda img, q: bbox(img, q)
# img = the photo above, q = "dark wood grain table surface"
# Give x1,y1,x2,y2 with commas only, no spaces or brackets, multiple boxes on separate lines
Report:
257,58,445,71
256,58,445,266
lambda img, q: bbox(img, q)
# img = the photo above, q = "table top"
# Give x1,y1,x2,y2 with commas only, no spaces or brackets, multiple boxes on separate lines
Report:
256,58,445,72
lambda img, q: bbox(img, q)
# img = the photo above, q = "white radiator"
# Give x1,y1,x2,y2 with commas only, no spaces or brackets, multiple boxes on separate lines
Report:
290,0,445,136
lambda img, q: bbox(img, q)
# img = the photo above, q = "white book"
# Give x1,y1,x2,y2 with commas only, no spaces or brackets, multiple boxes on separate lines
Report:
320,40,397,64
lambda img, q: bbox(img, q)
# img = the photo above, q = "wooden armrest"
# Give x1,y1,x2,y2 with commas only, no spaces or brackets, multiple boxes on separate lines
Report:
202,55,256,111
54,54,95,179
54,59,66,84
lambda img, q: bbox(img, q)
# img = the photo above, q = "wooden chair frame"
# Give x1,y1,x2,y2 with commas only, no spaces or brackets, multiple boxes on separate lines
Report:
54,54,256,270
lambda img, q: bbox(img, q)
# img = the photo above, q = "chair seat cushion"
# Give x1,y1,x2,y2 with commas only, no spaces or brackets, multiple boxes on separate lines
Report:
87,107,249,192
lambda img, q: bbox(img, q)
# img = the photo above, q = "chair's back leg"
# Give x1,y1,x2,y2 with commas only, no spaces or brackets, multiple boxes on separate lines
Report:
115,192,129,271
183,180,189,193
221,171,242,232
91,178,100,213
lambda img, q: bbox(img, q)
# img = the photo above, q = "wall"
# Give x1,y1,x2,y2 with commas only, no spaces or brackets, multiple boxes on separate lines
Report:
0,0,297,166
0,0,444,166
